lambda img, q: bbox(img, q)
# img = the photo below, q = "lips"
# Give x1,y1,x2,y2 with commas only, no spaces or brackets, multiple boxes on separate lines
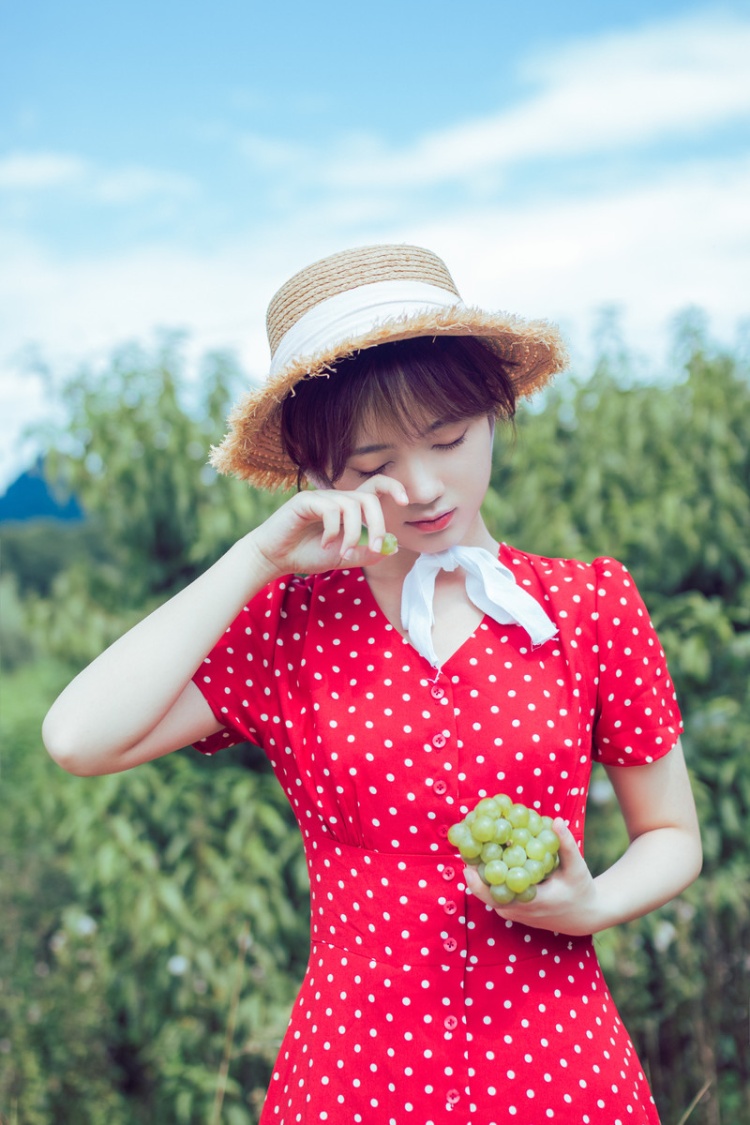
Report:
405,508,456,534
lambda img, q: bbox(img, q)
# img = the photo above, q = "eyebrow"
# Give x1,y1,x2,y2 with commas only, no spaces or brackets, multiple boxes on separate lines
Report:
351,418,456,456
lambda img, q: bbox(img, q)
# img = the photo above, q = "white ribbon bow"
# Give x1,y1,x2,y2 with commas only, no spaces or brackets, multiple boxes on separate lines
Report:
401,546,558,669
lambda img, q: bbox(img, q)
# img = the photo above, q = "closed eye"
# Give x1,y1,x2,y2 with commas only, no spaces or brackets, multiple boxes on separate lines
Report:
353,430,467,477
435,431,467,451
354,461,393,479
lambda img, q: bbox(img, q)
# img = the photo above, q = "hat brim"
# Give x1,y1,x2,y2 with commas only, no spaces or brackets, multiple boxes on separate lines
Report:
209,304,568,491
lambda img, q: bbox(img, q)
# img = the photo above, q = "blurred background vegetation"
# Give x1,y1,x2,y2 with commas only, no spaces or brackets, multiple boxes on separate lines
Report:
1,320,749,1125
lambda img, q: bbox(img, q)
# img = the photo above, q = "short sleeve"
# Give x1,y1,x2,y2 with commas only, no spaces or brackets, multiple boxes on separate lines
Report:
190,576,298,756
592,557,682,767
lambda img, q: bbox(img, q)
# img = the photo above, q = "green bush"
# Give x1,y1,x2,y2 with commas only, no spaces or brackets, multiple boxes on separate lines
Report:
1,663,309,1125
3,326,749,1124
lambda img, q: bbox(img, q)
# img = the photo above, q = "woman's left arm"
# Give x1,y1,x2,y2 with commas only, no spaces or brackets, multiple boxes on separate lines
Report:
464,738,703,936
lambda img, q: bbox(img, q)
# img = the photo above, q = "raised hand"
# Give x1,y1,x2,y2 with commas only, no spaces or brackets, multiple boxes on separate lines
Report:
250,475,409,580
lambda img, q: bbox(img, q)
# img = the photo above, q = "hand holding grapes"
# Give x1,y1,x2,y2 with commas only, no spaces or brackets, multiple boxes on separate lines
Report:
463,816,600,937
250,475,405,580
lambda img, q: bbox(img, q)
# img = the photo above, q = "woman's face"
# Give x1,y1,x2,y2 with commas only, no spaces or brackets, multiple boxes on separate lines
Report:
334,412,495,555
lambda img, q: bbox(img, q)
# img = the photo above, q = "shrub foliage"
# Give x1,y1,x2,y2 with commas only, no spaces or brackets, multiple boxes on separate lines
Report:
2,327,748,1124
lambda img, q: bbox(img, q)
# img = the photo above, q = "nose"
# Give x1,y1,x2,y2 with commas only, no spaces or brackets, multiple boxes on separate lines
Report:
398,452,443,506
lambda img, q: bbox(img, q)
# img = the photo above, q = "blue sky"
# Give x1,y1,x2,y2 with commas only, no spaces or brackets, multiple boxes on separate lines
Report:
1,0,749,486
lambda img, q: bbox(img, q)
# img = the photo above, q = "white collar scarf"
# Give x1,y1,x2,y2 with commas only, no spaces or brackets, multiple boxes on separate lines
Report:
400,545,557,669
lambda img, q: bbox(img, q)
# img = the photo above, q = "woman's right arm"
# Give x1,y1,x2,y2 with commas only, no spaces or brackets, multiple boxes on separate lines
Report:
42,532,280,776
42,478,407,777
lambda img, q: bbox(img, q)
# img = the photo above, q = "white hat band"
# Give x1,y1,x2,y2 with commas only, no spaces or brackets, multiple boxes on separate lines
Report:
269,279,463,376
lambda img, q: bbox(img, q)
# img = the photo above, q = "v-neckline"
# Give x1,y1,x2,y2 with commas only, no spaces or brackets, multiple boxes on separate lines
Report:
354,545,509,672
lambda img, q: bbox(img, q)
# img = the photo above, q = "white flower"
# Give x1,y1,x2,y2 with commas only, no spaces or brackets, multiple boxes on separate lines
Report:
653,920,677,952
167,955,189,976
75,915,97,936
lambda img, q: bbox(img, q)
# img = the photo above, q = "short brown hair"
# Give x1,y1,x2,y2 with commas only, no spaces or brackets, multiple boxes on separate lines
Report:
280,335,516,486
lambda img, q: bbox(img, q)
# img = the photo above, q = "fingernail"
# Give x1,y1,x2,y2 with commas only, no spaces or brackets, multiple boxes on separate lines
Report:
372,537,383,553
343,549,354,561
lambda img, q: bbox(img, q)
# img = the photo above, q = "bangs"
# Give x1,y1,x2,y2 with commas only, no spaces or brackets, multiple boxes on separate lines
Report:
280,336,516,487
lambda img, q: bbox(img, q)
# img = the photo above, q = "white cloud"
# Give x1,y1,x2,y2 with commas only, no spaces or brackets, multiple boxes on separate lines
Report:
92,167,196,204
322,11,750,189
0,152,86,190
0,150,196,204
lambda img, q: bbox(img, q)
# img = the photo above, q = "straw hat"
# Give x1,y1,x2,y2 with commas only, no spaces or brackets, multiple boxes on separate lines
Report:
210,243,568,490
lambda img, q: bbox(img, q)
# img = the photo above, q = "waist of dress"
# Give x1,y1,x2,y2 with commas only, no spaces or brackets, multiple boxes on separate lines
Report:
304,833,588,970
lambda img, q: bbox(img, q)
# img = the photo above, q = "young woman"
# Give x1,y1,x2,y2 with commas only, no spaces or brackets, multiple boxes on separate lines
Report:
43,243,702,1124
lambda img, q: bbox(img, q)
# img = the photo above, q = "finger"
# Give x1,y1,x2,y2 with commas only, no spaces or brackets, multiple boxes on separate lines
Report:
359,474,409,506
359,493,387,552
339,498,364,558
319,505,344,549
552,818,580,867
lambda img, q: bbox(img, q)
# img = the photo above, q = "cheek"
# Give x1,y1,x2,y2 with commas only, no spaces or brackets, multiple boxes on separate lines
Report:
379,494,400,529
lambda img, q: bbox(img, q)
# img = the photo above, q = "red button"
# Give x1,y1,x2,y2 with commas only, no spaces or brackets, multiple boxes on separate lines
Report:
438,825,449,838
432,733,446,748
447,1089,461,1105
443,937,458,953
444,1014,458,1031
431,685,445,700
433,779,448,795
443,900,457,915
441,866,456,881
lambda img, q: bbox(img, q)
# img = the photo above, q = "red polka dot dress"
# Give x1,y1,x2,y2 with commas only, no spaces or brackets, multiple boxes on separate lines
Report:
193,545,682,1125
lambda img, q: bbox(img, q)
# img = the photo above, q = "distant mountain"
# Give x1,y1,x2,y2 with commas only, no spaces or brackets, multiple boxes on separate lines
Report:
0,462,83,523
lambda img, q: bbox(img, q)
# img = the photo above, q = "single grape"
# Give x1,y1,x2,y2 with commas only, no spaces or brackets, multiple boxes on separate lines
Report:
537,828,561,854
459,838,483,860
471,815,497,843
507,803,530,829
483,859,509,886
474,797,502,817
526,809,543,836
493,817,512,845
524,837,548,862
501,844,527,869
515,886,537,903
523,858,546,885
492,793,512,815
510,827,531,849
506,866,533,894
480,842,504,862
542,851,556,874
357,529,398,555
489,883,516,905
447,823,468,848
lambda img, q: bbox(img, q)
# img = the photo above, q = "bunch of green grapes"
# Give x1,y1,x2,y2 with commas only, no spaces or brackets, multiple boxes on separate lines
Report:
448,795,561,904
